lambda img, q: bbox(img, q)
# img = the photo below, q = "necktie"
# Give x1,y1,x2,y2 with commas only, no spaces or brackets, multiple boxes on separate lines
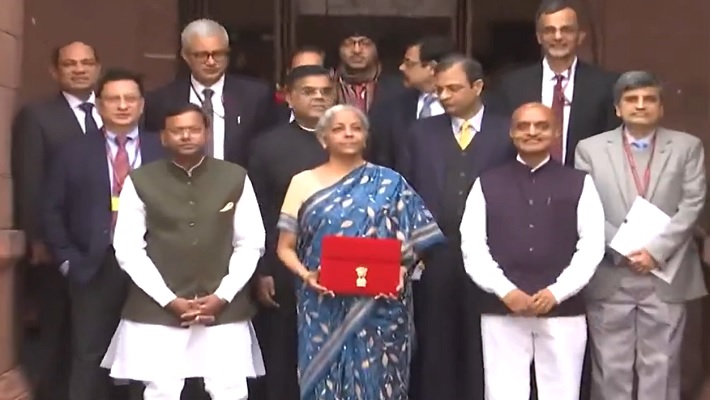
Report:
550,75,566,162
79,102,100,133
418,94,436,119
201,88,215,156
631,141,649,151
112,136,131,228
457,121,474,150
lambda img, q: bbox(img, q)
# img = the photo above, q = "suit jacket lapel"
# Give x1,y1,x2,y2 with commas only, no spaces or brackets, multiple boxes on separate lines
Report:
526,65,544,103
605,128,634,208
646,128,673,200
88,133,112,197
53,94,84,136
223,76,244,153
138,131,164,164
428,115,452,190
402,91,419,122
567,62,593,157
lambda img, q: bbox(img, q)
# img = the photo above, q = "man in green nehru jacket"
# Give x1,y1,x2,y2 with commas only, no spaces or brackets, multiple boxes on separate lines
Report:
100,103,266,400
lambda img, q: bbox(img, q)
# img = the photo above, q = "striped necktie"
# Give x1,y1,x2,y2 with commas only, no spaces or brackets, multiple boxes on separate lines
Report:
202,88,215,156
418,94,436,119
457,121,474,150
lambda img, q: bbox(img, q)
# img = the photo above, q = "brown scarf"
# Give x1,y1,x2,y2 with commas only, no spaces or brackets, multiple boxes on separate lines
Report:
335,64,381,113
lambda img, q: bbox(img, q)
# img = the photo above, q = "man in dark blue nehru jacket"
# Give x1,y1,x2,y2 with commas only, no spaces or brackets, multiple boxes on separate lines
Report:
459,102,605,400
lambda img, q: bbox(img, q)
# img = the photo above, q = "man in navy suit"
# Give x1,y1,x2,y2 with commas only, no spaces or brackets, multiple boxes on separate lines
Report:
143,19,277,167
367,35,456,170
43,68,164,400
404,54,516,400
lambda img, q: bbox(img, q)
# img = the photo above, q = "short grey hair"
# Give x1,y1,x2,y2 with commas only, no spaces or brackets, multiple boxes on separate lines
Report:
315,104,370,141
612,70,662,104
181,19,229,49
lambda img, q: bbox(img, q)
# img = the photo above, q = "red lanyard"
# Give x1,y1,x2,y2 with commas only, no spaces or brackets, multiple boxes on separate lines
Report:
105,136,141,194
621,133,656,198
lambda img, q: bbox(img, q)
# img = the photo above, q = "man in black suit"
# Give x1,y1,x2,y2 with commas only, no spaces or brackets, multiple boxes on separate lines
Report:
368,35,456,170
490,0,619,166
11,40,102,400
404,54,517,400
249,65,335,400
143,18,276,167
43,68,164,400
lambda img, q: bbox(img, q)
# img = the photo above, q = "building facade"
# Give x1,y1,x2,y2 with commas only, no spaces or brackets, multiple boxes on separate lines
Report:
0,0,708,398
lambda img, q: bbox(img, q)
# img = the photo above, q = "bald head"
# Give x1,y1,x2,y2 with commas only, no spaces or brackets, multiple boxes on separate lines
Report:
510,102,559,156
512,102,555,125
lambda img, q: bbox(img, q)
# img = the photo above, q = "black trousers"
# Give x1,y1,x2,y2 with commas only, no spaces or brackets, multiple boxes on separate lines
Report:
410,244,484,400
250,274,300,400
30,263,71,400
68,250,128,400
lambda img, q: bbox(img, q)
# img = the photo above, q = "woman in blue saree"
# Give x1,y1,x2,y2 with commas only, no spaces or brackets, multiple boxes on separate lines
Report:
276,104,444,400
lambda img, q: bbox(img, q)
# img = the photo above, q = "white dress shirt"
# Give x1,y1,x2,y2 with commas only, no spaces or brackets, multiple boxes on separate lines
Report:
541,57,577,163
416,92,445,118
451,105,485,140
460,156,605,303
189,75,227,160
62,91,102,133
101,174,266,383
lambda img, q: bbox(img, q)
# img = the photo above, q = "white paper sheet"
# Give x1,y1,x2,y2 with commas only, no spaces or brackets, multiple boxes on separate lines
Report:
610,196,676,283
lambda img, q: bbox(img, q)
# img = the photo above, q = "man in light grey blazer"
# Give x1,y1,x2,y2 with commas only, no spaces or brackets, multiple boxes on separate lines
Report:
575,71,707,400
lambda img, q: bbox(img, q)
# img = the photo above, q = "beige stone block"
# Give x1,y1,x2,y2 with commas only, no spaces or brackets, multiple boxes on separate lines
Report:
0,32,20,90
0,0,24,38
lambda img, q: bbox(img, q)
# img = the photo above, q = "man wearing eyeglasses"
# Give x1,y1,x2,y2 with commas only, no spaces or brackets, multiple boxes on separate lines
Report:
488,0,619,167
144,18,277,167
43,68,165,400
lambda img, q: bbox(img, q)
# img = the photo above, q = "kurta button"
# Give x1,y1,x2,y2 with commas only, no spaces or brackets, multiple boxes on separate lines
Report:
188,201,195,205
529,247,534,252
528,199,534,206
529,224,534,228
192,240,198,245
458,190,464,195
186,181,192,185
103,230,109,234
460,172,465,177
189,222,195,227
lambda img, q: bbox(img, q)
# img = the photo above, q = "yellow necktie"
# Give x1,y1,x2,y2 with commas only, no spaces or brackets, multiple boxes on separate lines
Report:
458,121,474,149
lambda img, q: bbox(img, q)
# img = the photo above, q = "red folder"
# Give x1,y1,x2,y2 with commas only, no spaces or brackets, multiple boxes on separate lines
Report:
319,236,402,297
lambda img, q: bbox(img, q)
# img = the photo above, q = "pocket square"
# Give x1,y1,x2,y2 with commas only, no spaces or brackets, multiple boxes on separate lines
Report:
219,202,234,212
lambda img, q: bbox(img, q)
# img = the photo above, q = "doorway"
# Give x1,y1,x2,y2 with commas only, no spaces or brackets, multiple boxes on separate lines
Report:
177,0,542,87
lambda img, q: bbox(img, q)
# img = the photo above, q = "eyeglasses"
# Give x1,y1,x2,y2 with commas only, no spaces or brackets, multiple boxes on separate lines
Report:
189,50,230,62
295,87,336,97
99,95,142,106
166,127,204,135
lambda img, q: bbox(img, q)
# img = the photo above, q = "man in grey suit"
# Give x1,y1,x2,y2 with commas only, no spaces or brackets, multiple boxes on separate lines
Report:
575,70,707,400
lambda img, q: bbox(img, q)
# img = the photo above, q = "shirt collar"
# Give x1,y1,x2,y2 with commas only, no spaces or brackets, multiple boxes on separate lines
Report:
516,154,551,172
623,127,656,147
172,156,206,177
105,127,140,141
451,105,485,133
63,91,96,109
419,91,437,102
542,57,578,83
190,74,226,99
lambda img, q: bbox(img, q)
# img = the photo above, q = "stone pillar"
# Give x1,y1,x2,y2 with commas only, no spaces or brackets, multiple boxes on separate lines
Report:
0,0,30,399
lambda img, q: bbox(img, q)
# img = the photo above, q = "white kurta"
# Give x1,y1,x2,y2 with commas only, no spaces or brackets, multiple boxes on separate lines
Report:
101,174,266,383
460,156,606,400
